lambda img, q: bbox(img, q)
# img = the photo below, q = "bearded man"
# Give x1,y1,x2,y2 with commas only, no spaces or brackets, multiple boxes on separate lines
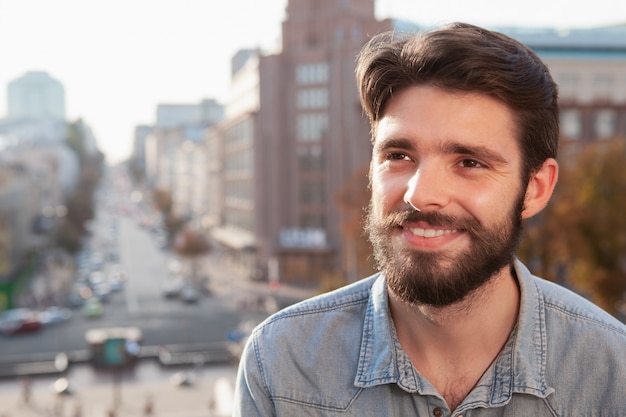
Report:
234,23,626,416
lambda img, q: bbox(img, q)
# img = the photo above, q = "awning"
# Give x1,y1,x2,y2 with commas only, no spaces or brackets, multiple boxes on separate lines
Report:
211,226,256,250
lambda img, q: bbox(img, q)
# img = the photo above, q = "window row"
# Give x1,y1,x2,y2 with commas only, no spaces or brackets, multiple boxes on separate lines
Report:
296,63,329,85
561,108,625,140
300,179,326,205
224,207,254,232
297,145,325,171
225,118,253,148
224,149,253,173
225,179,253,202
297,88,328,109
297,113,328,142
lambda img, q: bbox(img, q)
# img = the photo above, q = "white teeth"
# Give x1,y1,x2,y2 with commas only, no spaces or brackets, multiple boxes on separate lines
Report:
409,227,457,238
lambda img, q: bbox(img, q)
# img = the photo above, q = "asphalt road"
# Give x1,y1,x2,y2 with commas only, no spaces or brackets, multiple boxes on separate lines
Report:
1,202,242,371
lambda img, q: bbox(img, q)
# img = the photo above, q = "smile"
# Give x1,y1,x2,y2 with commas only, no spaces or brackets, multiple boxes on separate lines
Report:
406,227,458,238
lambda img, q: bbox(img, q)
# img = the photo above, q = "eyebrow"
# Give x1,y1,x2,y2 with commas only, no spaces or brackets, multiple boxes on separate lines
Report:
374,137,509,165
372,137,415,154
442,141,509,165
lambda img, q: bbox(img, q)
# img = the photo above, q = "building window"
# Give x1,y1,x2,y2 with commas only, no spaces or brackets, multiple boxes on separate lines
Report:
225,149,253,173
561,109,583,140
300,180,326,205
296,63,329,85
297,113,328,141
554,73,578,99
297,145,325,171
592,73,614,98
225,118,253,147
297,88,328,109
594,109,617,139
279,228,327,248
299,213,327,229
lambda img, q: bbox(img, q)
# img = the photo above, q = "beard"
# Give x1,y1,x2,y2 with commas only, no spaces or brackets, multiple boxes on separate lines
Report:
365,196,524,308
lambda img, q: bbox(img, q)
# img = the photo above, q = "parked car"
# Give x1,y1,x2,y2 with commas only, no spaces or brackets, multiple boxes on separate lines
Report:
162,278,184,299
180,285,199,303
0,308,42,335
82,298,104,318
38,306,73,326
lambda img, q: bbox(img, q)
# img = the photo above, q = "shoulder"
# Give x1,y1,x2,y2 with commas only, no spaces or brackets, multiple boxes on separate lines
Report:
255,273,380,337
239,274,381,394
515,259,625,337
533,276,626,337
243,275,379,370
529,276,626,412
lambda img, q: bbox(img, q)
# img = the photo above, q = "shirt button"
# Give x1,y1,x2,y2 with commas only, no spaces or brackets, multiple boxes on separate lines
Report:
433,408,443,417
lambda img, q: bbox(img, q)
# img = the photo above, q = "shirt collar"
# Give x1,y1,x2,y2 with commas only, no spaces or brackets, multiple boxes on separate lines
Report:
354,259,555,403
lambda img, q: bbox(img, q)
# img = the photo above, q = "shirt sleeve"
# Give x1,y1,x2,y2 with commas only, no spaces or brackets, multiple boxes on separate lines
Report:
232,334,276,417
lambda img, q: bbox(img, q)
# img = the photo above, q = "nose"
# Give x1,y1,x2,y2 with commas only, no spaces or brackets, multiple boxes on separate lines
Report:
403,163,449,211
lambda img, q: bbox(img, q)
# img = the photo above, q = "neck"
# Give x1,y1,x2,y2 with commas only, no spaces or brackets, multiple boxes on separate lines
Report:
389,265,520,409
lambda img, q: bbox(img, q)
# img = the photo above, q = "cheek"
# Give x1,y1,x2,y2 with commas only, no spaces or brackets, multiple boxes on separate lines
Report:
463,184,520,224
370,175,401,214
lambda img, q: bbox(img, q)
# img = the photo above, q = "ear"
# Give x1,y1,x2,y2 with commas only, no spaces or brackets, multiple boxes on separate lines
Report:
522,158,559,219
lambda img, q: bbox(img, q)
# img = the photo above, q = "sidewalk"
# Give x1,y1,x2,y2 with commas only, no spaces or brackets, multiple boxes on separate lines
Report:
0,363,237,417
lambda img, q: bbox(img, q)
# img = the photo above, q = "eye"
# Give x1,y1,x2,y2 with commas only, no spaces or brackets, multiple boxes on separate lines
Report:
386,152,411,161
458,158,485,169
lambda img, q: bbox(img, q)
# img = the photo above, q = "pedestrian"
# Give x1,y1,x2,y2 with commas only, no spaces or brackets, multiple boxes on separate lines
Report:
143,394,154,416
233,22,626,416
71,401,82,417
20,376,32,406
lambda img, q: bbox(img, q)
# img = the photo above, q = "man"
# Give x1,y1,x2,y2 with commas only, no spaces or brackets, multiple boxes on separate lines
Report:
233,23,626,416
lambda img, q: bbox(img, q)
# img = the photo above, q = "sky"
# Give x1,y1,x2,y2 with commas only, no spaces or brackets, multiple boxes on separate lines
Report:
1,0,625,163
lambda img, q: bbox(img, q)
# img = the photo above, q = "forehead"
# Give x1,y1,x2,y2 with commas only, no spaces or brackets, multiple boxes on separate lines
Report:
374,85,519,157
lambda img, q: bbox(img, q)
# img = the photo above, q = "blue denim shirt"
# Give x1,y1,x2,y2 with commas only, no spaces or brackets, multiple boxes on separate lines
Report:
233,260,626,416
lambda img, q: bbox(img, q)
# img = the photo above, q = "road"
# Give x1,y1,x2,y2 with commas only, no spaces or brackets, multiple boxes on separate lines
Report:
0,173,320,416
1,201,243,369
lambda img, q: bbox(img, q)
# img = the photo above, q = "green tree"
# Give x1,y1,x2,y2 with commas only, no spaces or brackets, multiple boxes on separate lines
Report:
52,121,103,253
519,139,626,316
66,120,87,161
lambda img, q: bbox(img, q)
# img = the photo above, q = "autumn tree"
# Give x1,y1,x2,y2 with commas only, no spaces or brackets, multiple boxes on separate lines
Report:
173,227,211,286
333,163,376,291
519,138,626,316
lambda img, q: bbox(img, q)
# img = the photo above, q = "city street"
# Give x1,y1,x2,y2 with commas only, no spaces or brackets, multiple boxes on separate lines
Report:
0,180,319,417
1,212,242,365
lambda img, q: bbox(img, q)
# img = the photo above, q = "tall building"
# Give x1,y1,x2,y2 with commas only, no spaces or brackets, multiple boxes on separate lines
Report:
208,0,391,283
204,4,626,286
156,99,223,129
6,71,65,121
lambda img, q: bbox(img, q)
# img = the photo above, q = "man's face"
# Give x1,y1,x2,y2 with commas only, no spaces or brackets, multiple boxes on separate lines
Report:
366,85,527,307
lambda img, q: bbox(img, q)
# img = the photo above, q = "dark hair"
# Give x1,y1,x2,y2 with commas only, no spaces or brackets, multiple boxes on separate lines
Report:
356,22,559,178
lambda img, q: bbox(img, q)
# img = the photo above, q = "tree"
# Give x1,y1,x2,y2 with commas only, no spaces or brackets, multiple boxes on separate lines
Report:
335,163,376,287
173,227,211,287
519,138,626,316
151,188,182,246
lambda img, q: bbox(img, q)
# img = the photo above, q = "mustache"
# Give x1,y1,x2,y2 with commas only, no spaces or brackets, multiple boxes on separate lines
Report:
372,208,481,233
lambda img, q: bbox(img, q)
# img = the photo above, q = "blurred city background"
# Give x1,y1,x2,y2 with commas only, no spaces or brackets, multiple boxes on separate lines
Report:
1,0,626,416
